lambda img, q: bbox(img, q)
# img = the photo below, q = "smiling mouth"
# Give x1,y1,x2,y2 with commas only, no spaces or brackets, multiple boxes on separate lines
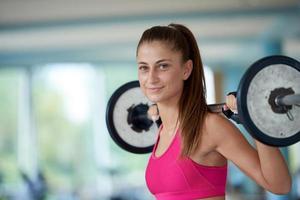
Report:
147,87,163,92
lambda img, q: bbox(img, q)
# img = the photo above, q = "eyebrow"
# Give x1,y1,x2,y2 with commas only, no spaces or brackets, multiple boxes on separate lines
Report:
138,59,172,65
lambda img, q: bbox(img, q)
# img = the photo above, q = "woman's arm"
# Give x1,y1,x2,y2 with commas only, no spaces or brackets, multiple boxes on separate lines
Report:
207,113,291,194
254,140,291,193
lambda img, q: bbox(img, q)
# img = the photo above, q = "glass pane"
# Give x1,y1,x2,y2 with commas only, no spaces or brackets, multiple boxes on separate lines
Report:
34,64,99,199
0,68,22,198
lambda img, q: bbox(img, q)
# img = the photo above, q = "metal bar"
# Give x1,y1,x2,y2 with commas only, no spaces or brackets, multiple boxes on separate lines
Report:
208,103,225,113
276,94,300,106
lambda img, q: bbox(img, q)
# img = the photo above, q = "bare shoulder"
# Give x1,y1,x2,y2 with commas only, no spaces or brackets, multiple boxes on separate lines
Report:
203,112,240,146
204,112,233,132
205,112,226,124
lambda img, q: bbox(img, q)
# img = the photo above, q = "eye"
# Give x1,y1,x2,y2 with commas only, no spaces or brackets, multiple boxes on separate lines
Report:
138,65,148,71
159,63,169,70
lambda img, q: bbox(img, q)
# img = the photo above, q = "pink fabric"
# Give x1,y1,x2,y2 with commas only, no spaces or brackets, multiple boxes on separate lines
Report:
145,127,227,200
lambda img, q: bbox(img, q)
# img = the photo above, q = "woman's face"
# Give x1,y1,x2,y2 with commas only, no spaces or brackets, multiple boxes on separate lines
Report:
137,41,192,104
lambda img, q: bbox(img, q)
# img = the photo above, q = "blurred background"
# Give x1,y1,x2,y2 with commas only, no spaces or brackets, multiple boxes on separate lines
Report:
0,0,300,199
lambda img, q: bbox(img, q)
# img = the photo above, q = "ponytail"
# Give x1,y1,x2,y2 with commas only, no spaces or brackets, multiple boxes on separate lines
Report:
169,23,208,156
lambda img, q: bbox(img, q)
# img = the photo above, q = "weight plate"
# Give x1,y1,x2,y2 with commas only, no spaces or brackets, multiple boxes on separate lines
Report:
237,55,300,146
106,81,157,154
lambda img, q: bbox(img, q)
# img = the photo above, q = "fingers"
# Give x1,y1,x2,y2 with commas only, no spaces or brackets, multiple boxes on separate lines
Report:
226,94,237,112
147,104,159,121
222,104,229,110
151,115,160,122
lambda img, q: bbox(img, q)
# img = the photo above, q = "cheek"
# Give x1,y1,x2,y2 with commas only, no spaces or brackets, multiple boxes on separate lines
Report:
138,73,145,85
138,75,146,93
168,76,184,92
138,70,146,79
164,72,183,85
172,80,184,92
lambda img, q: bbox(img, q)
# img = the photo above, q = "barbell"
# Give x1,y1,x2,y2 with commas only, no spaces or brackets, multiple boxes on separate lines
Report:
106,55,300,154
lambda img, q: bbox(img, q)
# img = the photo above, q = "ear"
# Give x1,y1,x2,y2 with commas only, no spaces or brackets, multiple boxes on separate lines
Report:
183,59,193,80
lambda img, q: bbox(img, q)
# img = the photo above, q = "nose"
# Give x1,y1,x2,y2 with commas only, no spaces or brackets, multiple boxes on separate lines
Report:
148,68,159,84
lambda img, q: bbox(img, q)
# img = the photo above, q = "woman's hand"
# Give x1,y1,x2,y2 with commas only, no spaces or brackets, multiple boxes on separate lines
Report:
224,93,238,114
147,104,160,122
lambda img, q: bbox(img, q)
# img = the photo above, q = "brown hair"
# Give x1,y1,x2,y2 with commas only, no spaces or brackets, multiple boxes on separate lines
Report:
136,23,209,156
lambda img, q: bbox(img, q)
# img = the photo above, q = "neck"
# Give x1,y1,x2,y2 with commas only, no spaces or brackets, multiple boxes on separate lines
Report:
157,98,180,134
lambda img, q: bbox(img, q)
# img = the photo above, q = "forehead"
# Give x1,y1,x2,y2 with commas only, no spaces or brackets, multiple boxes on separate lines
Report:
137,41,181,59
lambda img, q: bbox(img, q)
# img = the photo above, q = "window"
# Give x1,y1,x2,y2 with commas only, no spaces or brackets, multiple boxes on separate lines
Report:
0,68,22,199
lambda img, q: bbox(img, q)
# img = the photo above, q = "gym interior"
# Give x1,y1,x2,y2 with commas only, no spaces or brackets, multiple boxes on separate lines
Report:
0,0,299,199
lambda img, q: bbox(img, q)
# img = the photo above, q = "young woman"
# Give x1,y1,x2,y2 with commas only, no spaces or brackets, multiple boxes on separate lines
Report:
136,23,291,200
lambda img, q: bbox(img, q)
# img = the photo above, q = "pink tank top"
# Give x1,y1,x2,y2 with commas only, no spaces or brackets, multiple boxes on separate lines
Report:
145,127,227,200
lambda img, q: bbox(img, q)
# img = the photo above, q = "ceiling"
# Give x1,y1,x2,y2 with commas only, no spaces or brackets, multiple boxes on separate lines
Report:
0,0,299,68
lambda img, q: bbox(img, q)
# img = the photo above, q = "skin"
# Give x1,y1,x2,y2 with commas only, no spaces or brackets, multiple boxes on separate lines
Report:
147,104,160,122
137,41,291,200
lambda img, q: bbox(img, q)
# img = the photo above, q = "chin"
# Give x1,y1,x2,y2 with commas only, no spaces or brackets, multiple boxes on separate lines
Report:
146,96,161,103
145,94,163,103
